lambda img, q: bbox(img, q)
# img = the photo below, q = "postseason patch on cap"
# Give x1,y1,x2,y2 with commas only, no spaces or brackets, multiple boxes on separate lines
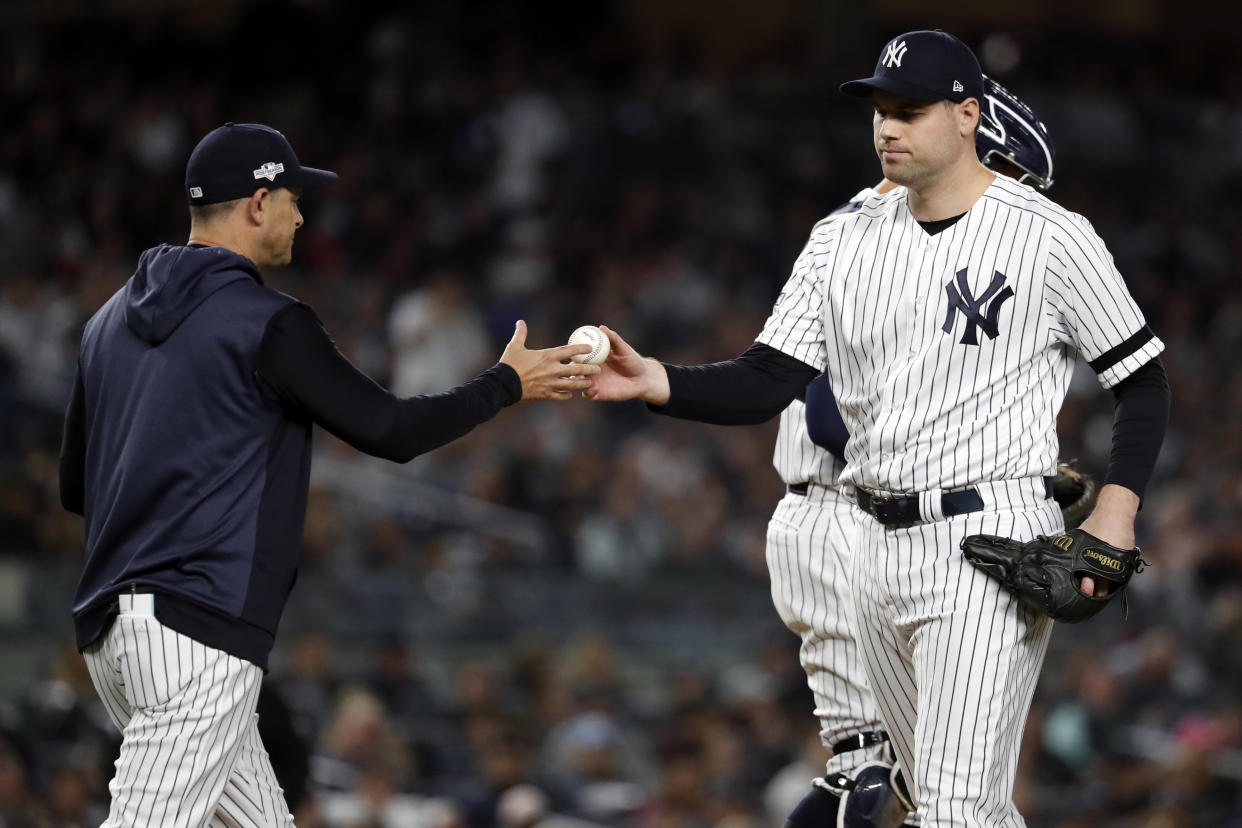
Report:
253,162,285,181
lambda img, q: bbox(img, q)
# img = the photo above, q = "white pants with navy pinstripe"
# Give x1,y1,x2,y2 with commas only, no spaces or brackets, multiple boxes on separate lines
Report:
766,485,889,778
83,595,294,827
849,479,1061,827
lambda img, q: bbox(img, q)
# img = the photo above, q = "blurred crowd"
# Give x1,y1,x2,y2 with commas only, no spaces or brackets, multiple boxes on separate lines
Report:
2,1,1241,825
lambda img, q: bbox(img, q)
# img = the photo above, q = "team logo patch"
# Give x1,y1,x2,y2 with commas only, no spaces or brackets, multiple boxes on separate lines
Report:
253,161,285,181
883,40,908,68
941,267,1014,346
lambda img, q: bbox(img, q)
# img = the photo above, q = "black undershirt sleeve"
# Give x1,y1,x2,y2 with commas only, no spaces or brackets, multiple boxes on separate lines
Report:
59,365,86,515
650,342,820,425
256,303,521,463
1105,357,1170,501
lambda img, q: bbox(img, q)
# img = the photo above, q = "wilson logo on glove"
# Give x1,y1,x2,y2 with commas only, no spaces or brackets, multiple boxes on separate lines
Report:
1083,549,1123,570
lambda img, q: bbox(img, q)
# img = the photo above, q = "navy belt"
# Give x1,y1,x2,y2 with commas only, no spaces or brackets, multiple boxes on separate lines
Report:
787,482,810,496
852,477,1054,526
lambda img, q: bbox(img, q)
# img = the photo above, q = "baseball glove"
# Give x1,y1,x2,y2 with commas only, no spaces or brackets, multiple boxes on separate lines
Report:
1051,461,1097,529
960,528,1146,623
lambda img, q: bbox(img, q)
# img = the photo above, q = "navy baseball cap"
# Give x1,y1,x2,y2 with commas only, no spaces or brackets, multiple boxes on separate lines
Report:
841,30,983,103
185,122,337,205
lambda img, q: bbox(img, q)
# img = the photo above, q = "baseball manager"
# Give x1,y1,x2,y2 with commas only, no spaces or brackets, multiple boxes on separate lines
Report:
59,122,596,826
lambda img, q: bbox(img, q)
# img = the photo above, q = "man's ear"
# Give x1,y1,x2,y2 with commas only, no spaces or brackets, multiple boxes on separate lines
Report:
960,98,981,138
246,188,270,226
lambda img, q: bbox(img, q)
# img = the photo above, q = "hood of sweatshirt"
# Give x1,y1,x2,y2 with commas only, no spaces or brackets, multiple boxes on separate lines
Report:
124,244,263,345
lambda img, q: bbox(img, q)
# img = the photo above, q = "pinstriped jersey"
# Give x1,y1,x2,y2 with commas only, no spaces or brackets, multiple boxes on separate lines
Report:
774,398,846,487
772,189,875,488
758,174,1163,494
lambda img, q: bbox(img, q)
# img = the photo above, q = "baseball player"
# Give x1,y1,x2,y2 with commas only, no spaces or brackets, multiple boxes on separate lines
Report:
771,75,1062,828
585,30,1169,827
59,123,598,826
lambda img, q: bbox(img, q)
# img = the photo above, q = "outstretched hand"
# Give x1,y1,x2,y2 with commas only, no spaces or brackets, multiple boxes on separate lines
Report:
500,320,600,402
583,325,669,405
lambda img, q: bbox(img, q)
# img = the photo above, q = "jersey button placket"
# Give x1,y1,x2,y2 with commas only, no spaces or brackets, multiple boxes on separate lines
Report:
908,241,932,357
909,287,925,357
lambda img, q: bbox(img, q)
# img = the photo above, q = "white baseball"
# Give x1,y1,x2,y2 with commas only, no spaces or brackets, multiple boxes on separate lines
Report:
567,325,611,365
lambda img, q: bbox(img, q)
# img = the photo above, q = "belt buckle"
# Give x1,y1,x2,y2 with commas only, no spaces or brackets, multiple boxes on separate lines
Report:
871,496,896,522
862,489,892,520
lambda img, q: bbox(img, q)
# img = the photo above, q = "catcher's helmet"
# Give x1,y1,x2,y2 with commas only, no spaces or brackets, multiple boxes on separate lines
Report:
976,75,1055,191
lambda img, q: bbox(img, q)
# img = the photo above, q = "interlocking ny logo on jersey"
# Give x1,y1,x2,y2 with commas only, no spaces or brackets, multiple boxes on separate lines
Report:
883,40,908,68
941,267,1014,345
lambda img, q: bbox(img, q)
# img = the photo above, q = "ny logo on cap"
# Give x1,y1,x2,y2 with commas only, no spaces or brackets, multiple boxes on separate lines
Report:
253,162,285,182
883,40,908,68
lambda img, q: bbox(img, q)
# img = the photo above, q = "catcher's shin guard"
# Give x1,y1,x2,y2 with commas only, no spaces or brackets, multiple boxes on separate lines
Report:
781,784,841,828
834,761,912,828
781,765,914,828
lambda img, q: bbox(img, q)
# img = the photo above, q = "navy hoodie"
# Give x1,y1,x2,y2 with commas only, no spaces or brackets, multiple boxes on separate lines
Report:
68,244,306,669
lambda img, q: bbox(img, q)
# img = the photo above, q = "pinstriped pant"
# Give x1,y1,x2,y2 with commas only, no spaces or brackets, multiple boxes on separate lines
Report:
766,486,889,778
849,495,1061,828
83,609,294,827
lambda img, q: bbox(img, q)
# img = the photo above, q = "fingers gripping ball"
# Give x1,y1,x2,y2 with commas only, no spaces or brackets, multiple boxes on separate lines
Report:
568,325,611,365
961,528,1147,623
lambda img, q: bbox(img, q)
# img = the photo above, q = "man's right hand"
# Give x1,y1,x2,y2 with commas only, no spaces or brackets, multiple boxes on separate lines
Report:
583,325,670,405
500,320,600,401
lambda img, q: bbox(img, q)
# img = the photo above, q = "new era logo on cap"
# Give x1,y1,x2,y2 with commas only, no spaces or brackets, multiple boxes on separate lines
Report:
953,80,964,92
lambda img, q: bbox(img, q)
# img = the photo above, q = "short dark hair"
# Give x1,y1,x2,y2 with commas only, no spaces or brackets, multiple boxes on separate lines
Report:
188,196,245,225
